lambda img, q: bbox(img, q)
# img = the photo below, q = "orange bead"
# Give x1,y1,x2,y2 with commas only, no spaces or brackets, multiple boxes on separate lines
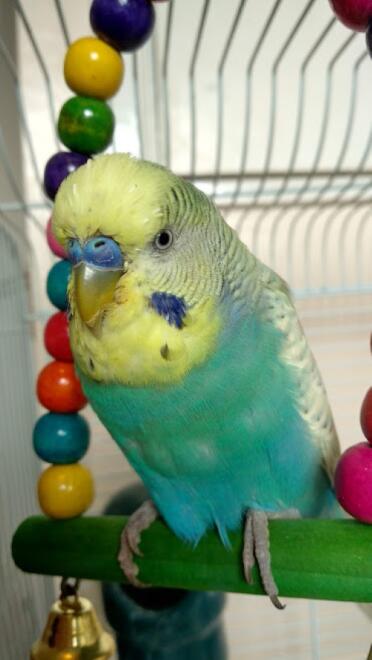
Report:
64,36,124,100
38,464,94,519
37,361,87,413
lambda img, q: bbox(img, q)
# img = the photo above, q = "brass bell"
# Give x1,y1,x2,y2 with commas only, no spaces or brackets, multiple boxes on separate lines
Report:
30,580,115,659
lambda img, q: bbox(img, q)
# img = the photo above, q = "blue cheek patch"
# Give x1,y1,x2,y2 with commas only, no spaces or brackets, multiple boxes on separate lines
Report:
150,292,187,329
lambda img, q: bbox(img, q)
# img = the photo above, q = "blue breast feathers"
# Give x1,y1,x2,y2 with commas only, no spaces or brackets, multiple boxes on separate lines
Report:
150,292,187,329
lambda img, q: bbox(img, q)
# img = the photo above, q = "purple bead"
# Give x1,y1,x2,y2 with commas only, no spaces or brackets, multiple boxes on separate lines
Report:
44,151,89,201
90,0,155,52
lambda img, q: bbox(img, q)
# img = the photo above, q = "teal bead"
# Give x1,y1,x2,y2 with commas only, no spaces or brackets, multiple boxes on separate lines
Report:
46,259,71,310
33,412,90,464
58,95,115,155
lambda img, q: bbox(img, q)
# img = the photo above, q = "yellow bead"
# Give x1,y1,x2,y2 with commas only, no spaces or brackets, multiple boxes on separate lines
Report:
38,464,94,519
64,36,124,100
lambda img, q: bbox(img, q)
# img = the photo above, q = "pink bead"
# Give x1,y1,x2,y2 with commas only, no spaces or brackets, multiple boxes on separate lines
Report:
335,442,372,522
329,0,372,31
46,217,67,258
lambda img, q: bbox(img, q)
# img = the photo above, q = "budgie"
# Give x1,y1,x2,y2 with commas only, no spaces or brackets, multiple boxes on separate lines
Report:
53,153,341,608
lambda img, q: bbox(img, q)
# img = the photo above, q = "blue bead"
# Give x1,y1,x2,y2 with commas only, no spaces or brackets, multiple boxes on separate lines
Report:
33,412,90,464
46,259,72,310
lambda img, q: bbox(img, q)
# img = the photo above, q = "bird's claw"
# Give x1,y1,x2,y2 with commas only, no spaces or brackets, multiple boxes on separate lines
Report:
118,499,158,588
118,533,145,587
125,524,143,557
243,509,298,609
270,594,286,610
242,514,255,584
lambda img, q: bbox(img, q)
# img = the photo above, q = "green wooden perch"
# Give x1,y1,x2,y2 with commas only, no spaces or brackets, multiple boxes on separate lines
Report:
11,516,372,603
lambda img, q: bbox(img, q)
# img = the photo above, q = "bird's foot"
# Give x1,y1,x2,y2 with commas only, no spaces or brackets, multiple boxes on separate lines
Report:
118,499,158,587
243,508,300,610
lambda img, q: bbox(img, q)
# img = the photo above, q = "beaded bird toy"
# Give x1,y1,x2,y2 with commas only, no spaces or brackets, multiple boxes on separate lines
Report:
35,0,161,522
31,3,165,657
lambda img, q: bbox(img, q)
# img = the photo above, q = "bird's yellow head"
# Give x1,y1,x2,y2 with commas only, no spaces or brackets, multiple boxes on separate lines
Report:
53,153,234,387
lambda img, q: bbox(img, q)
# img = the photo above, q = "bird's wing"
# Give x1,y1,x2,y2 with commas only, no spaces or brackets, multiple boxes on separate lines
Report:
256,267,341,482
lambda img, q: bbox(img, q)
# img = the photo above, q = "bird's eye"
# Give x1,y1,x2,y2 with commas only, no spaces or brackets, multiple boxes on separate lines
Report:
154,229,173,251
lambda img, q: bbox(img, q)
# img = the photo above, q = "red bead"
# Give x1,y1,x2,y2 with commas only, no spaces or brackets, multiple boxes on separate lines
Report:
37,361,87,413
335,442,372,522
328,0,372,31
44,312,73,362
360,388,372,441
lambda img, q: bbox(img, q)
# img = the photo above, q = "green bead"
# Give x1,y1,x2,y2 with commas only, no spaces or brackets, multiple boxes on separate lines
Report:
57,96,115,155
